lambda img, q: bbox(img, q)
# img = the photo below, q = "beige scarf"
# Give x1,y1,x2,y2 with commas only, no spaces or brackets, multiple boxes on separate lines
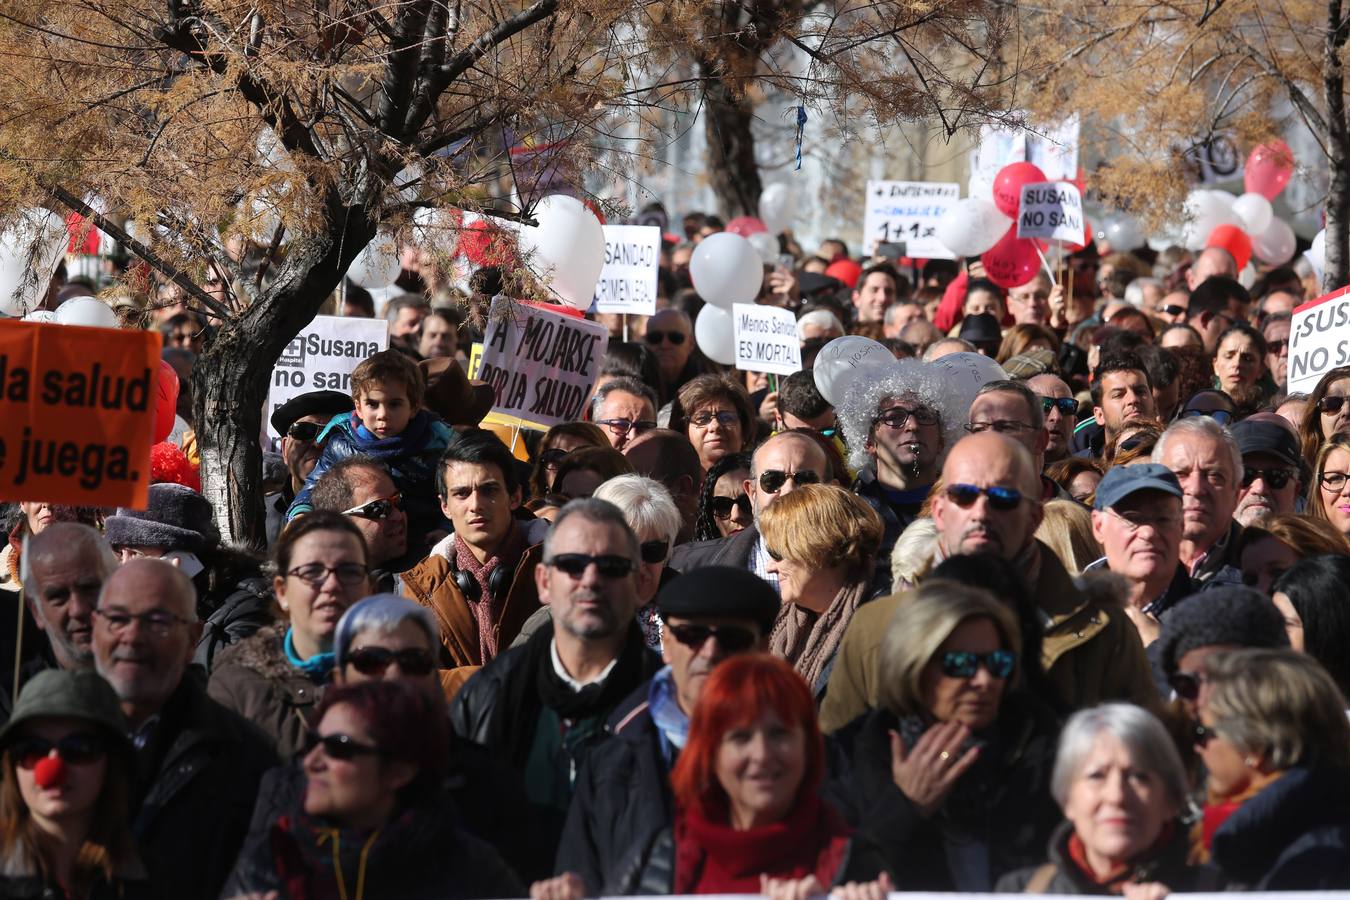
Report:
769,579,869,691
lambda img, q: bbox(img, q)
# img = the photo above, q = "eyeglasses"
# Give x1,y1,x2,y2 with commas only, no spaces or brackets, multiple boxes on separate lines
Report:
1179,408,1233,426
1266,339,1289,355
540,447,571,469
1193,723,1219,748
93,608,193,637
944,483,1024,511
874,406,939,429
341,493,402,520
287,421,323,442
303,731,382,761
639,540,670,564
938,649,1016,679
666,623,758,654
1318,395,1348,415
10,733,106,769
345,646,436,677
1242,466,1295,489
645,330,686,345
546,553,634,578
1107,508,1181,532
966,420,1038,435
286,562,369,587
596,418,657,436
710,493,752,520
689,410,739,428
1168,670,1207,702
758,469,820,494
1319,471,1350,491
1040,397,1078,416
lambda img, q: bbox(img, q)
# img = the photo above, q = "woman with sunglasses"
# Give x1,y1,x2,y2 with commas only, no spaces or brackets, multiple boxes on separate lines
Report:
222,680,524,900
526,422,608,502
593,475,683,650
758,484,883,697
210,512,373,759
670,374,756,474
825,580,1061,891
332,594,442,692
1308,432,1350,537
693,452,753,541
1193,649,1350,889
1298,364,1350,469
0,671,144,899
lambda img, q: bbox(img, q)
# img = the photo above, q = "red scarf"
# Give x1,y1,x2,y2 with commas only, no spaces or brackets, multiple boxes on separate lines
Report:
453,526,524,664
1066,822,1175,895
673,794,852,895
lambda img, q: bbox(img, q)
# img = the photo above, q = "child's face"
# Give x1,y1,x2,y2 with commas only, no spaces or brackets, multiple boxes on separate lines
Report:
356,380,415,439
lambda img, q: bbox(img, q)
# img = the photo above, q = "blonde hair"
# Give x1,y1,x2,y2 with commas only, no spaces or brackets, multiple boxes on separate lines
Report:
1036,499,1101,575
1204,648,1350,770
890,517,938,592
1309,433,1350,525
877,579,1021,718
758,483,883,576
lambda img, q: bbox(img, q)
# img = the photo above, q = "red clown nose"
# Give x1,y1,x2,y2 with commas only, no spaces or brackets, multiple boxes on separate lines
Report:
33,756,66,789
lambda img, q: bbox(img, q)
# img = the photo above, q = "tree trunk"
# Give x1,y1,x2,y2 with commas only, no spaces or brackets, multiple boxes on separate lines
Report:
1324,0,1350,291
700,66,763,219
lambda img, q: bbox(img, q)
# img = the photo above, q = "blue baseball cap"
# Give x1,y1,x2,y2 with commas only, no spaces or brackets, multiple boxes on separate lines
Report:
1093,463,1183,511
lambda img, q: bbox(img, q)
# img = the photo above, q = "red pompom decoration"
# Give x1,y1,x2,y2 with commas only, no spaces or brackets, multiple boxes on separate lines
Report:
150,442,201,492
33,756,65,789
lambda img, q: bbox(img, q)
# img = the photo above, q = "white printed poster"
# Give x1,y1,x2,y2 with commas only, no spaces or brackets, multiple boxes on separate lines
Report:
1016,182,1084,243
1289,286,1350,394
862,181,960,259
267,316,389,441
733,303,802,376
593,225,660,316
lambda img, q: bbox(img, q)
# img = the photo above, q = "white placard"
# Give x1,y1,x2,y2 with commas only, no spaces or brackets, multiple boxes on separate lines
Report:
969,116,1080,198
266,315,389,441
593,225,660,316
1016,181,1084,243
862,180,960,259
477,296,609,427
1289,285,1350,394
733,303,802,376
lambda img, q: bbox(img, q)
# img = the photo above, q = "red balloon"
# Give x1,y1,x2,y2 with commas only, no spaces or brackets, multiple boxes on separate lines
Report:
825,259,863,289
1244,140,1294,200
992,162,1047,218
981,227,1041,289
155,360,179,444
1206,223,1253,271
726,216,768,237
458,219,515,267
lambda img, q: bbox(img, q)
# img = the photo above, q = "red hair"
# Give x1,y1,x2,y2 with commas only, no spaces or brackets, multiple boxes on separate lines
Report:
669,654,824,820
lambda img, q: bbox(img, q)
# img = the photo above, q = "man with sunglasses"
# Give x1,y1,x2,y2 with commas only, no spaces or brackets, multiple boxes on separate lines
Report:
644,308,699,398
1262,311,1291,392
591,376,659,451
266,390,354,546
311,457,418,589
1026,373,1076,464
1156,290,1190,326
1231,416,1304,526
91,559,276,900
555,567,778,895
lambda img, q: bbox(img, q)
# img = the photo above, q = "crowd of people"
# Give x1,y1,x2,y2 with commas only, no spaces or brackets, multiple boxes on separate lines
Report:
3,210,1350,899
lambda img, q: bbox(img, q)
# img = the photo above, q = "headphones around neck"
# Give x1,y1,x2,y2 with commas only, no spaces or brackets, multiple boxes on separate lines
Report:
451,555,509,602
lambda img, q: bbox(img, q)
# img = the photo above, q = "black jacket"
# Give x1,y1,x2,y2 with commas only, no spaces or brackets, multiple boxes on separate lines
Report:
667,524,759,576
1209,764,1350,890
221,764,526,900
132,675,277,900
997,819,1216,893
554,685,675,895
824,693,1062,892
194,574,273,672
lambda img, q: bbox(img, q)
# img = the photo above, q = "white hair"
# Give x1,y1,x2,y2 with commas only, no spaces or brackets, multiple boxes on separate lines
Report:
592,474,681,542
1151,416,1242,480
1051,704,1189,811
1124,277,1163,309
838,357,964,472
796,309,845,341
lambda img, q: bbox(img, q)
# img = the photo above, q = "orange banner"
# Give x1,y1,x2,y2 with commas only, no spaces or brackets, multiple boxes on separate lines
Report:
0,321,160,508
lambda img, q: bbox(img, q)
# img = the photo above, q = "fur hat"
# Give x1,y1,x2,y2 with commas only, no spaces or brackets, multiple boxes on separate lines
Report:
1156,585,1290,677
103,483,220,554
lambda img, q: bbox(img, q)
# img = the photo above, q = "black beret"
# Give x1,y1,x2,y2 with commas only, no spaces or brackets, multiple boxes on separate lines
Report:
270,390,355,436
657,566,780,633
1156,585,1290,677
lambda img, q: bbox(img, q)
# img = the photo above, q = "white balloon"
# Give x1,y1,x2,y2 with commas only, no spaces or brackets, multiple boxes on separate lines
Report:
1232,193,1274,234
1180,190,1244,250
1306,229,1327,284
1253,217,1296,266
23,310,57,323
517,195,606,310
747,231,779,263
54,296,117,329
689,232,763,309
346,233,403,288
0,209,67,317
936,197,1012,258
1206,190,1237,211
758,183,796,234
1238,262,1256,289
924,352,1007,422
694,304,736,366
1102,215,1145,251
813,335,895,406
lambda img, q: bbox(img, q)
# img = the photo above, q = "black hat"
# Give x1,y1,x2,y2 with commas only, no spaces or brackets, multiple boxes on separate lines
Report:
657,566,780,633
1156,585,1289,677
103,483,219,554
958,312,1003,345
0,670,130,751
1232,417,1301,468
270,390,354,437
798,272,846,299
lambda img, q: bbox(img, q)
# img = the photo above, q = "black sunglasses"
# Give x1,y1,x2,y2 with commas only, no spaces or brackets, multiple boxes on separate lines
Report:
710,493,752,520
1193,723,1219,747
939,649,1016,679
1161,304,1188,317
645,330,686,345
546,553,634,578
302,731,382,761
1168,670,1205,701
1242,466,1295,489
1319,395,1348,414
341,493,402,520
666,623,758,654
1179,408,1233,426
1040,397,1077,416
1266,338,1289,355
596,418,657,436
540,447,570,469
640,540,670,564
759,469,820,494
944,483,1023,511
346,646,436,677
10,733,106,769
287,421,323,442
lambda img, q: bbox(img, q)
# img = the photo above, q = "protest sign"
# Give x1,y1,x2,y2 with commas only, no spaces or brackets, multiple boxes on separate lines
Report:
733,303,802,376
477,297,609,428
862,181,960,259
1016,181,1084,243
266,315,389,441
0,321,159,508
594,225,660,316
1289,285,1350,394
969,116,1080,198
